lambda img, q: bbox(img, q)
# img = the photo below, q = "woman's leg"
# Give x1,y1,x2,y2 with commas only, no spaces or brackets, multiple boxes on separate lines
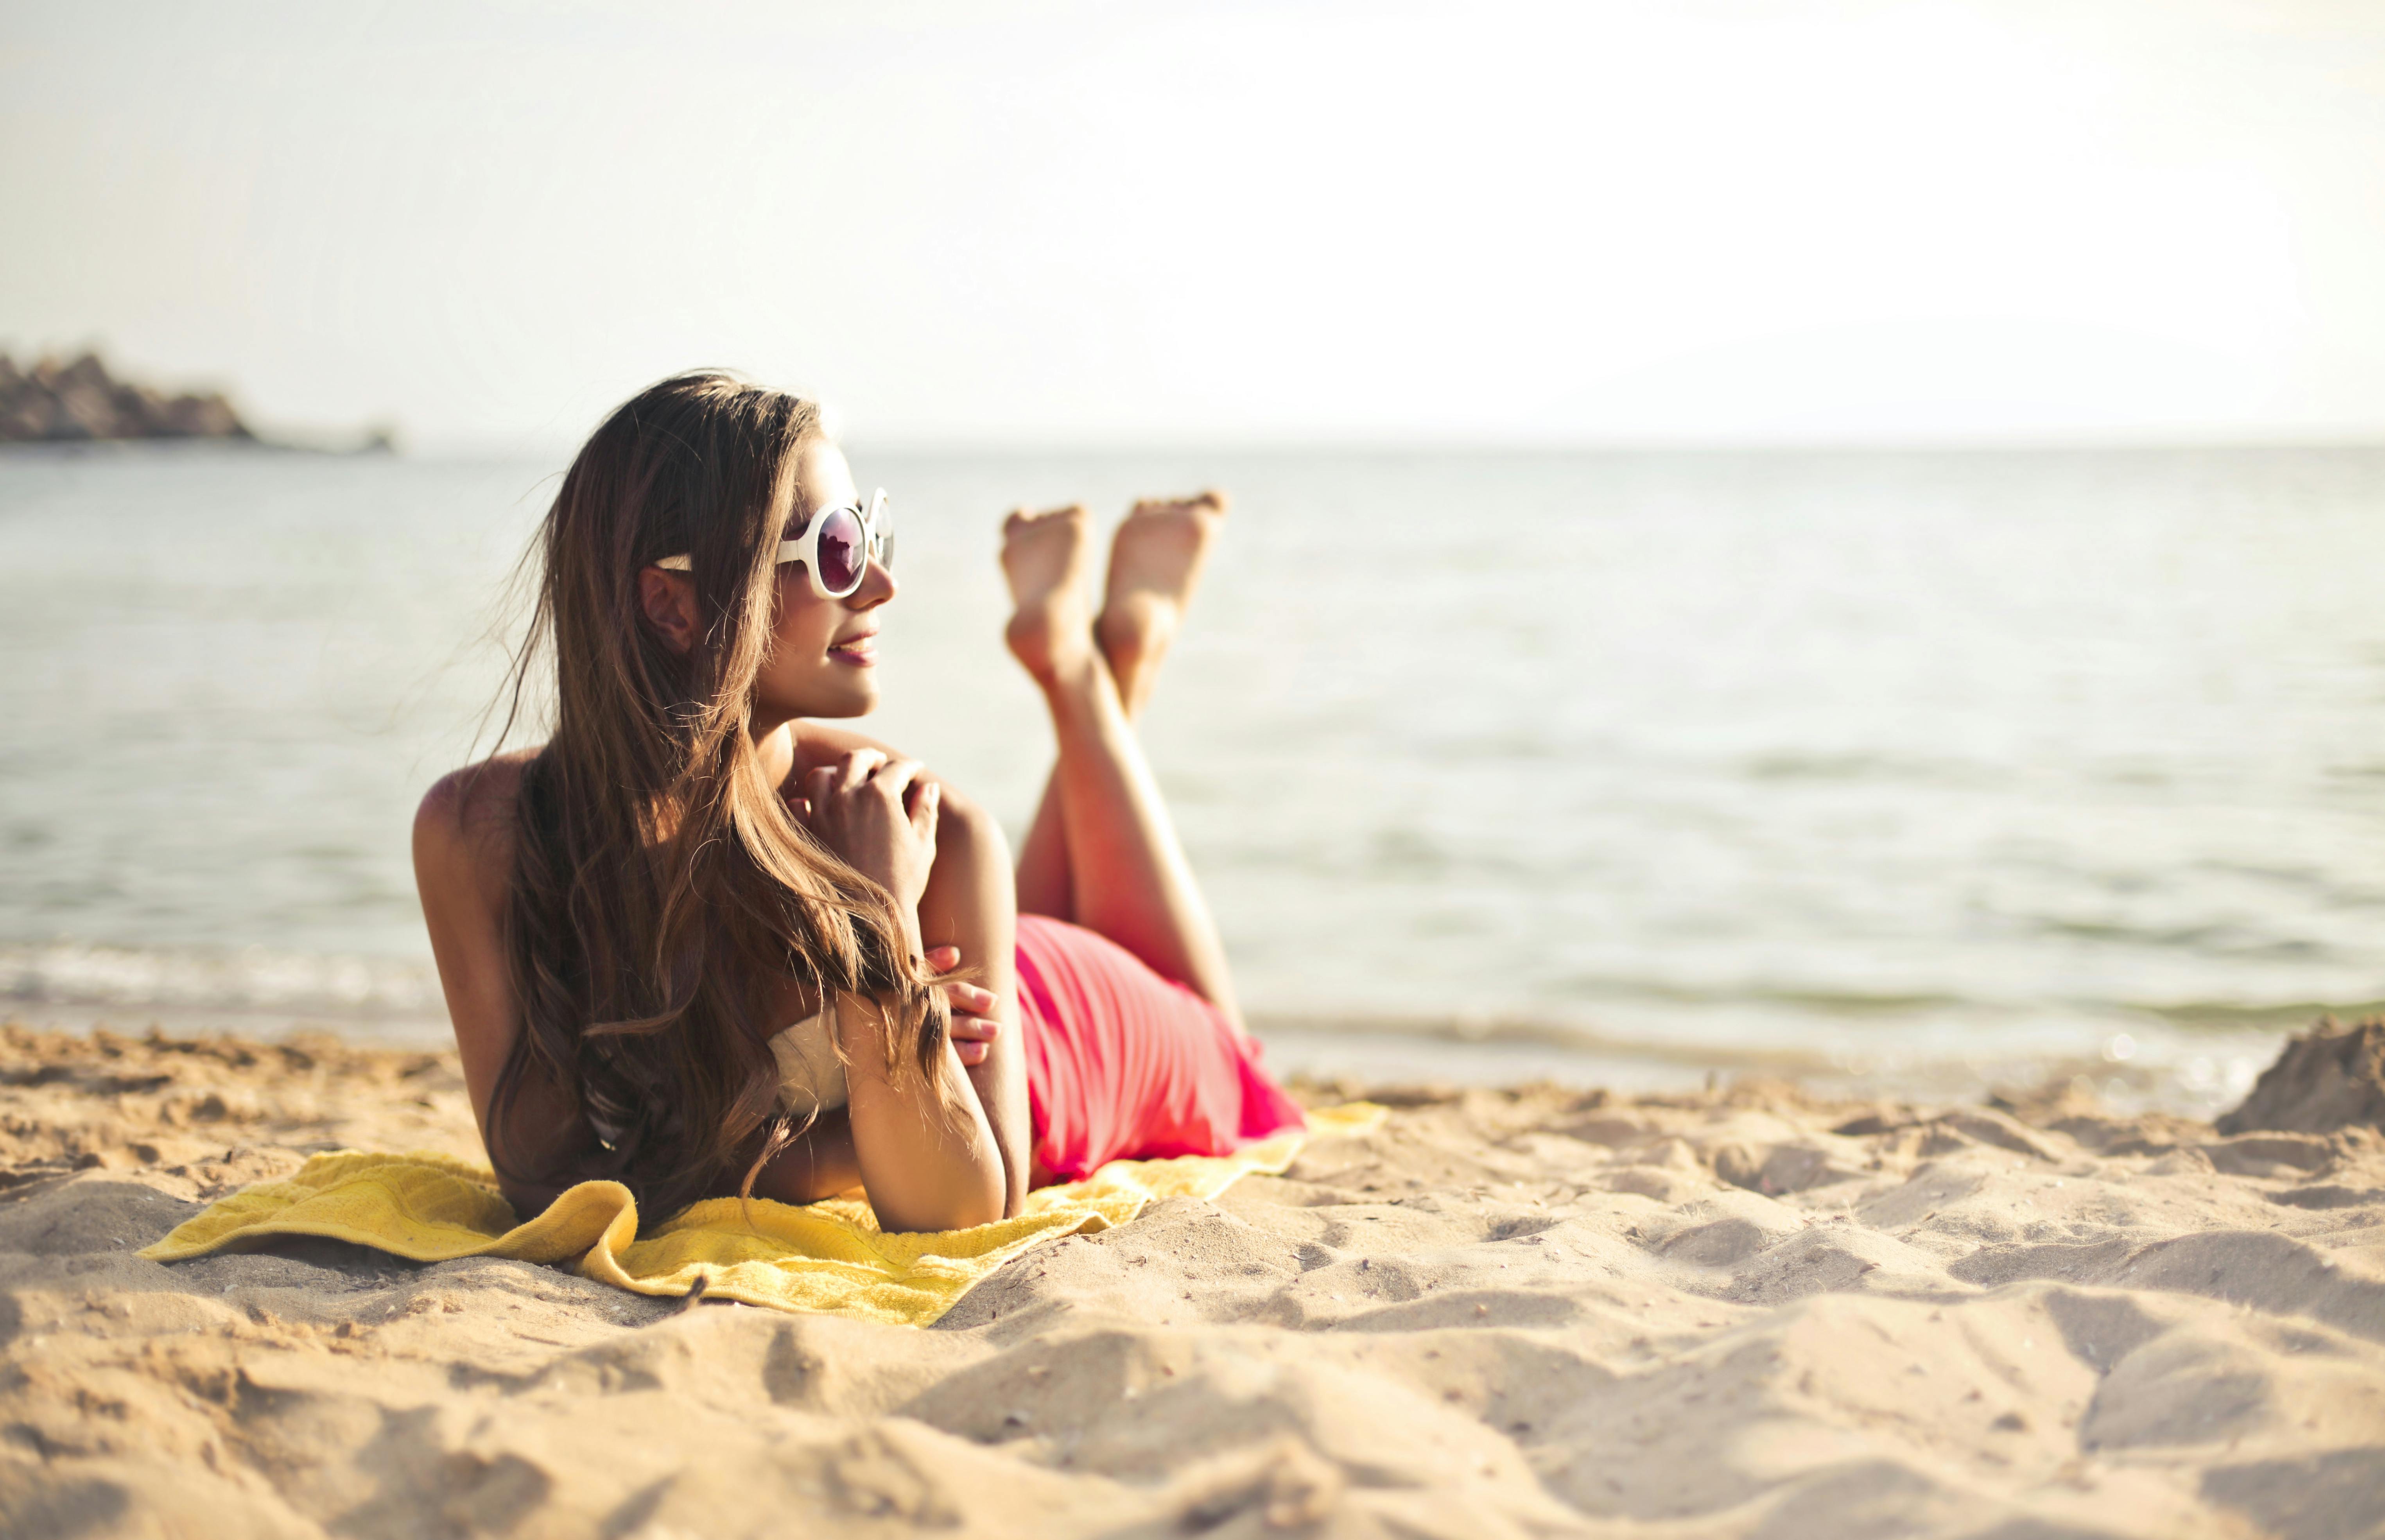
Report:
1001,497,1240,1027
1012,493,1224,923
1008,765,1074,924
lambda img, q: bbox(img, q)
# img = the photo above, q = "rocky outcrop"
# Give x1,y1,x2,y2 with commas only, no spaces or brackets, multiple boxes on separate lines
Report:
2218,1017,2385,1136
0,351,253,443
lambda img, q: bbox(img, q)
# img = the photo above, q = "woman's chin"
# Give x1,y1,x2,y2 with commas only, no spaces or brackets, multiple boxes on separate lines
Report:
809,684,880,719
758,679,878,721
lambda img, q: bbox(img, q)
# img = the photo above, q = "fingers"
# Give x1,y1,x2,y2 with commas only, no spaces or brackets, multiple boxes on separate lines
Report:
794,749,940,902
802,764,838,815
940,978,998,1017
924,944,961,973
859,754,939,842
938,968,1000,1065
868,755,925,798
947,1010,999,1067
835,748,889,793
812,751,921,809
856,754,929,832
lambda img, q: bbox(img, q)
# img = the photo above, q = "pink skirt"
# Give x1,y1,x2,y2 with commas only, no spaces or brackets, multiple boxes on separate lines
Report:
1014,914,1307,1184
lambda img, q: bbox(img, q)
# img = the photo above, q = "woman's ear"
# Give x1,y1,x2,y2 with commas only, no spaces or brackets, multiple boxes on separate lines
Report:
638,567,699,655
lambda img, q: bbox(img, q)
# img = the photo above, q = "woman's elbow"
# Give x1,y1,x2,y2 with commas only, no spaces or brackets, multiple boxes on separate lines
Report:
881,1131,1008,1233
947,1188,1007,1232
876,1184,1004,1235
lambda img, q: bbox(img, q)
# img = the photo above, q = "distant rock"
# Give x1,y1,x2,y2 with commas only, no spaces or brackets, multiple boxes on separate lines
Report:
0,351,254,443
2217,1017,2385,1135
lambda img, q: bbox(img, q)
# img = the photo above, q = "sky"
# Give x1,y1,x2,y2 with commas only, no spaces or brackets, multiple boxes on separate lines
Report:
3,0,2383,450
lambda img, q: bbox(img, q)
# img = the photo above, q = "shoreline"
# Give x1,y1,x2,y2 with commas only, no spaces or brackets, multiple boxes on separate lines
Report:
0,979,2314,1120
4,1019,2382,1537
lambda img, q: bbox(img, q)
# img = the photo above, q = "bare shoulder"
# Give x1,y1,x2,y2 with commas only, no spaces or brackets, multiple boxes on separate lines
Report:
413,749,551,1160
414,748,539,902
789,718,907,766
418,747,537,830
789,720,979,810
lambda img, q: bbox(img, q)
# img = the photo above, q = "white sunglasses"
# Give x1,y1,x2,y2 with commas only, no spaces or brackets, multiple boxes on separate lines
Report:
655,488,892,599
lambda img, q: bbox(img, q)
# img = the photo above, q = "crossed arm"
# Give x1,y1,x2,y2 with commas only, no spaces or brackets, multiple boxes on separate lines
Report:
752,719,1031,1219
413,735,1029,1233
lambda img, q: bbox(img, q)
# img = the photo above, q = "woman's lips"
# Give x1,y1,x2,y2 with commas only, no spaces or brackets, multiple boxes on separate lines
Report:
828,633,877,666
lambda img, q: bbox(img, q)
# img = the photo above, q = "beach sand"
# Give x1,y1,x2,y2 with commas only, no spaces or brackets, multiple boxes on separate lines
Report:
4,1019,2383,1539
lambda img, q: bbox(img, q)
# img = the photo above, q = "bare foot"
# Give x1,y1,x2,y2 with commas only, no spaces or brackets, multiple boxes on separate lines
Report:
1001,504,1098,686
1097,490,1228,717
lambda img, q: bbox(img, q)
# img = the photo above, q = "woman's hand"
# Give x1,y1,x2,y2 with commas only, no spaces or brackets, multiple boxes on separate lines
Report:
924,943,1002,1068
792,749,941,920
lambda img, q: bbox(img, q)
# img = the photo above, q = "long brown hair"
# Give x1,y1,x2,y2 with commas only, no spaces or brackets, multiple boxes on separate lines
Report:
487,371,945,1214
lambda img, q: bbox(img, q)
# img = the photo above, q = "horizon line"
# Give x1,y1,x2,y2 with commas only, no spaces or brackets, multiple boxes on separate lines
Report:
362,427,2385,461
12,428,2385,462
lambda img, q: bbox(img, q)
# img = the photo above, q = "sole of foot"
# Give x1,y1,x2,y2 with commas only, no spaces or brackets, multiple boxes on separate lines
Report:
1001,504,1096,683
1097,490,1229,708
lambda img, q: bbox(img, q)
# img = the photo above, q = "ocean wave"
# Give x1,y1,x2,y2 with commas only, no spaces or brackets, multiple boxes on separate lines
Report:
0,939,444,1020
4,938,2354,1045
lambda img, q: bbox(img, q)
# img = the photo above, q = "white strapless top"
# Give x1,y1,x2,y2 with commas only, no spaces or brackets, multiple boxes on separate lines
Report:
768,1006,848,1115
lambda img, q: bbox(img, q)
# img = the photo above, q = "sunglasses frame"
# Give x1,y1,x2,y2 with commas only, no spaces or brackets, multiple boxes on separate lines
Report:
654,487,890,599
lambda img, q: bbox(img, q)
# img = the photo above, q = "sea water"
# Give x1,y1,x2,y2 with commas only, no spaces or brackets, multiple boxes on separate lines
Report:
5,442,2383,1114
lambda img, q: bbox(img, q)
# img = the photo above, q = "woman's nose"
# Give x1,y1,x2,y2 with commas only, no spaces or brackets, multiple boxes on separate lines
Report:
852,559,897,609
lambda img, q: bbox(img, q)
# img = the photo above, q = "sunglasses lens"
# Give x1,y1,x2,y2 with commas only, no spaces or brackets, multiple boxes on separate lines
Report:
876,498,894,572
813,507,866,595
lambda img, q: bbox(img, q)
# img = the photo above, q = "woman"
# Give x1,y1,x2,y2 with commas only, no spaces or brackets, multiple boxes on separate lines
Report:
413,373,1303,1233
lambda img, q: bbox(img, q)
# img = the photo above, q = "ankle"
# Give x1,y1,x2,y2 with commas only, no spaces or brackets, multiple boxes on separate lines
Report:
1095,606,1169,717
1097,651,1147,719
1101,663,1151,722
1031,647,1114,705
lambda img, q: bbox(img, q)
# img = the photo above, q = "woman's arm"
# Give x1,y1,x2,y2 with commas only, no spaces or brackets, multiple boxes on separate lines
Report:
747,1107,862,1203
794,749,1008,1232
745,941,1008,1206
412,755,603,1216
785,722,1031,1216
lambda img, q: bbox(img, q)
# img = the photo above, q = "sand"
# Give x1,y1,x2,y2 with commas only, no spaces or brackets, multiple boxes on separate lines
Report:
5,1019,2385,1539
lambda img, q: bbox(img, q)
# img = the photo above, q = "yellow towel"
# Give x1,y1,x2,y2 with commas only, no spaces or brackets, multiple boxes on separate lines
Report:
141,1103,1385,1328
